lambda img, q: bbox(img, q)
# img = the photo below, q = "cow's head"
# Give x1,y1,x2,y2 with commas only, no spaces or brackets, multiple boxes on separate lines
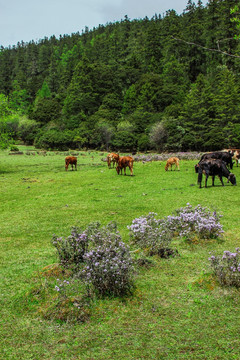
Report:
228,173,237,185
195,164,199,173
116,165,120,175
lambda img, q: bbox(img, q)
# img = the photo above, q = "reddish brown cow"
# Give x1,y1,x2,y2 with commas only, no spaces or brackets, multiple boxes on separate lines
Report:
165,157,180,171
116,156,134,176
107,153,119,168
65,156,77,171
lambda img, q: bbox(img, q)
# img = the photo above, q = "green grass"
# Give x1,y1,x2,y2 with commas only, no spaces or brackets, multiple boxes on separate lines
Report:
1,147,240,359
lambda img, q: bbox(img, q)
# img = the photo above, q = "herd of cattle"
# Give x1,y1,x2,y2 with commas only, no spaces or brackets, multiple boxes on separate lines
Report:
65,148,240,189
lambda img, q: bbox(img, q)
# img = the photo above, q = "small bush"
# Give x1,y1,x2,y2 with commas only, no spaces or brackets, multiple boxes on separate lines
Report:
128,205,223,255
52,222,135,297
10,145,19,151
209,248,240,287
128,212,174,256
167,203,224,242
82,229,134,297
52,227,89,269
86,221,120,246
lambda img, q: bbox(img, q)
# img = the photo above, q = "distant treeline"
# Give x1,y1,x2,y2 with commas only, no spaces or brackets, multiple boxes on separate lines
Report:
1,0,240,152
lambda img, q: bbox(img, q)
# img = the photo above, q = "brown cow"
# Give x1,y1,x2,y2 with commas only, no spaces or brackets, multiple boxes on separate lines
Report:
65,156,77,171
165,157,180,171
116,156,134,176
107,153,119,168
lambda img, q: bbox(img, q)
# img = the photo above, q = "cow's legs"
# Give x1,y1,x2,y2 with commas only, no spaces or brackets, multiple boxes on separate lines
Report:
219,175,224,186
129,165,133,176
205,175,209,188
212,176,215,186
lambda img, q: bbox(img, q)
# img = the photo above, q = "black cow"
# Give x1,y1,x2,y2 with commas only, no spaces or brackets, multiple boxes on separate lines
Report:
200,151,234,169
196,159,236,188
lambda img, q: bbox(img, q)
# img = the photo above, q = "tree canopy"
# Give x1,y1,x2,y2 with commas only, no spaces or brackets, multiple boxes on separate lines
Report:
1,0,240,151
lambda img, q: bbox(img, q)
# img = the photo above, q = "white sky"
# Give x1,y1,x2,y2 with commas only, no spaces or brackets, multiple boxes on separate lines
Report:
0,0,208,48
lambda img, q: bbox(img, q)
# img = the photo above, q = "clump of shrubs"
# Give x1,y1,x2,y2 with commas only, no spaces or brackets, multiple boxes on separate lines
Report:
209,248,240,287
52,204,224,300
86,221,120,245
128,204,223,256
52,222,134,297
128,212,176,257
52,226,89,269
82,238,134,297
82,222,134,296
167,203,223,242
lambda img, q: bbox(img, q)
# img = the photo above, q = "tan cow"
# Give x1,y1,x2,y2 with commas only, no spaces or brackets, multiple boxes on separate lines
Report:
116,156,134,176
165,157,180,171
65,156,77,171
107,153,119,168
223,149,240,167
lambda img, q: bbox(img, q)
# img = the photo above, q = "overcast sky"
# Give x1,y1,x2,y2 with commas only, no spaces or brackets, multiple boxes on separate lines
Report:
1,0,208,48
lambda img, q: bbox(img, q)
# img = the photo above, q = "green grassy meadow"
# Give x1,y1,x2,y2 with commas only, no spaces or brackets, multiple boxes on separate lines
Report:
1,148,240,359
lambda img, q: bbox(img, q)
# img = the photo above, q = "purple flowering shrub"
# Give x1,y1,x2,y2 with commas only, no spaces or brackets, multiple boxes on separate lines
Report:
128,205,223,254
82,236,134,297
128,212,175,256
209,248,240,287
86,221,120,245
53,222,134,297
167,204,224,242
52,226,89,269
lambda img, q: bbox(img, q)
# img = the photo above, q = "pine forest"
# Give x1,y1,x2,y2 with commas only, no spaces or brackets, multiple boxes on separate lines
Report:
1,0,240,152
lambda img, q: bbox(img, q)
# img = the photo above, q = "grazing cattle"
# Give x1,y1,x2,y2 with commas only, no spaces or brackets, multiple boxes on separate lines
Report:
107,153,119,168
165,157,180,171
116,156,134,176
196,159,236,188
65,156,77,171
223,149,240,167
234,151,240,167
200,151,233,169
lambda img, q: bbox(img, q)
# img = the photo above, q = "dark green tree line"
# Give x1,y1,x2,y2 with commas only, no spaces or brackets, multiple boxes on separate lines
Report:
1,0,240,151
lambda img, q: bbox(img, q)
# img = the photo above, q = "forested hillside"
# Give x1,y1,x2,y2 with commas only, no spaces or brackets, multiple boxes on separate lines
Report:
1,0,240,151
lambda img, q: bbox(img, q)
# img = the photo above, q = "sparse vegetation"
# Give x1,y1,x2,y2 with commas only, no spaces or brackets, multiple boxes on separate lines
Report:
209,248,240,287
